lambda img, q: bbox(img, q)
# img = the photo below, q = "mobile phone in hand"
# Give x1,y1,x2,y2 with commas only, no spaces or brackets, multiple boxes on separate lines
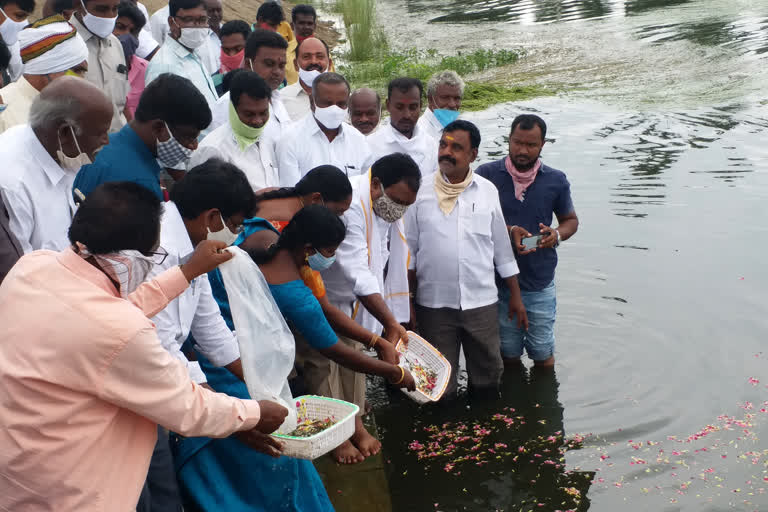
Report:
522,234,543,250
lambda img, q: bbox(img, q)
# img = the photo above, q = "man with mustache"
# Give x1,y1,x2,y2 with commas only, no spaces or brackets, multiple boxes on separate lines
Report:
364,77,437,175
476,114,578,369
405,120,528,399
279,35,331,121
349,87,381,135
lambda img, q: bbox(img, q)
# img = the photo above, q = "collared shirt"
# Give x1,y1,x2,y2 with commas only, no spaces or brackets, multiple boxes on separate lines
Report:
73,124,164,200
0,248,261,511
188,122,278,191
0,124,77,253
476,158,575,291
0,76,39,134
416,108,446,142
149,202,240,384
149,4,170,45
145,37,218,124
210,92,291,153
71,16,128,133
198,29,221,75
365,122,438,176
405,171,519,310
126,55,149,117
279,81,311,121
276,114,371,186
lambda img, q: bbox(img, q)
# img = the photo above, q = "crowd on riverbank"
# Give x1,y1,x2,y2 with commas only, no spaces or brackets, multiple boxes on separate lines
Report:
0,0,578,510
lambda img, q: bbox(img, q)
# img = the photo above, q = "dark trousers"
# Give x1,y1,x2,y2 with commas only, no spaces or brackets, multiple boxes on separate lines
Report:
136,426,183,512
415,303,503,397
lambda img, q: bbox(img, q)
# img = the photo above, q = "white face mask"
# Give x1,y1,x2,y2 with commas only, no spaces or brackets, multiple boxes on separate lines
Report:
57,125,92,171
0,7,28,45
298,67,323,88
313,104,347,130
174,20,209,49
79,0,117,39
76,243,164,298
206,212,239,246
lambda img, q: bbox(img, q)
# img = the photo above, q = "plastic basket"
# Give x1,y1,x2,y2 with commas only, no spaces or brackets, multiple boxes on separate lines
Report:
272,395,359,460
396,331,452,404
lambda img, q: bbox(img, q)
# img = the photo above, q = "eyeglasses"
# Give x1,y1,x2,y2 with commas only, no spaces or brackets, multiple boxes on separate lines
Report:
143,247,169,265
174,15,209,27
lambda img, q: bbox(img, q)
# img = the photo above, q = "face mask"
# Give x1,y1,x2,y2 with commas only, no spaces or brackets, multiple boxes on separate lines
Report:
433,108,460,128
79,0,117,39
156,122,193,167
0,8,28,45
206,212,239,246
298,67,322,88
313,104,347,130
307,249,336,271
372,184,408,223
175,21,209,50
77,244,157,298
0,103,7,113
228,101,267,150
220,48,244,73
57,125,92,171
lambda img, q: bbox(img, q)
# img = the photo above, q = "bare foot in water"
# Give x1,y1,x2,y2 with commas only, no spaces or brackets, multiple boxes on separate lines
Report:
332,439,365,464
351,416,381,458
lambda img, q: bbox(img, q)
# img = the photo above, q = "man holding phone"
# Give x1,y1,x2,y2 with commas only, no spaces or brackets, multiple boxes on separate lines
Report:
476,114,579,368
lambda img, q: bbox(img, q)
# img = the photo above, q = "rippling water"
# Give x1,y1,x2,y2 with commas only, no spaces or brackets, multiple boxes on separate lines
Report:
359,1,768,511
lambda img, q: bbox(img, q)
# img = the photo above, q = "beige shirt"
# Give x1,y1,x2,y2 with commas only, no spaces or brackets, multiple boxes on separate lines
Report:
71,16,128,133
0,77,39,135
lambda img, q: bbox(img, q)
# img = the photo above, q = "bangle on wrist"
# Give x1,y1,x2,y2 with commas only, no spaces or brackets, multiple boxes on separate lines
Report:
554,229,561,248
392,365,405,384
368,334,380,349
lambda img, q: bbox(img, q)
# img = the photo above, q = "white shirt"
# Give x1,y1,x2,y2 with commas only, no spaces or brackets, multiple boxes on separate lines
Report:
279,81,311,121
198,29,221,75
276,114,371,186
149,5,170,45
6,41,22,83
365,122,438,176
149,202,240,383
211,92,292,153
416,108,446,142
0,125,77,253
135,2,159,59
405,171,519,310
188,122,278,191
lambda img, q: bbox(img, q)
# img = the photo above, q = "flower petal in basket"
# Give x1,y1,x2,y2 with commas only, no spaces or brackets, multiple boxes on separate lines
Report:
396,331,452,403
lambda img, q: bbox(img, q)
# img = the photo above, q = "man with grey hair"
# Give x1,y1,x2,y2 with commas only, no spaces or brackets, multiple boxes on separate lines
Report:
417,69,465,141
0,76,112,253
276,71,370,186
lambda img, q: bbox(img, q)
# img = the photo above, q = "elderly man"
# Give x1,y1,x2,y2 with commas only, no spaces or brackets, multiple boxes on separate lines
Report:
349,87,381,135
189,72,277,191
417,70,465,141
276,72,370,186
285,3,315,84
365,77,437,175
0,16,88,133
0,77,111,253
0,0,34,83
280,36,331,120
71,0,129,133
0,181,288,510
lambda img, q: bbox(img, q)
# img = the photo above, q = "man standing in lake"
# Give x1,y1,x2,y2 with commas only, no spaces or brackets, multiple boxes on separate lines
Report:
476,114,579,368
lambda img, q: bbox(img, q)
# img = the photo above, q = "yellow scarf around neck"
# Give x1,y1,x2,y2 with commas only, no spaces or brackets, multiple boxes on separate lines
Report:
434,168,474,215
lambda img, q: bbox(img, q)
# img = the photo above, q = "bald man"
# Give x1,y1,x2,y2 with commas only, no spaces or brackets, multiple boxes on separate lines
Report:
280,36,332,120
349,87,381,135
0,77,112,253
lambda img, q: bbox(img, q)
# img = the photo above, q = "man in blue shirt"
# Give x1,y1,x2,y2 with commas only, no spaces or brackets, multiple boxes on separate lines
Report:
476,114,579,368
74,73,211,200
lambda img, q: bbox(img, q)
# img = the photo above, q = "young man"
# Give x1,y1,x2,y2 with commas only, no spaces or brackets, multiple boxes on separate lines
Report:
405,120,528,398
74,73,211,200
279,36,331,120
349,87,381,135
321,152,421,463
365,77,437,175
476,114,578,367
0,0,34,83
219,19,249,73
285,3,315,85
276,71,370,186
417,70,465,142
189,72,277,191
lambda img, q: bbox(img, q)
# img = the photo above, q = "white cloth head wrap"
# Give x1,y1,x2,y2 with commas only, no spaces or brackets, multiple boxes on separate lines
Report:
18,16,89,75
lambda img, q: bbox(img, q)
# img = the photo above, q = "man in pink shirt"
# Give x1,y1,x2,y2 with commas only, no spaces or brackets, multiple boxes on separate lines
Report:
0,182,288,511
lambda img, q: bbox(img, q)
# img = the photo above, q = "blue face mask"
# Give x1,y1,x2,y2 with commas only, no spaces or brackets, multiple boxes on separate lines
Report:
307,250,336,271
433,108,460,127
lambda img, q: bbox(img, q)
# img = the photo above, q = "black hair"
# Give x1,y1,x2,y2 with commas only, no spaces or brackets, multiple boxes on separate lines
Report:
0,0,34,11
135,73,212,129
221,68,246,93
244,28,288,59
294,36,329,59
68,182,161,254
387,77,423,100
169,0,204,18
255,1,284,25
291,4,316,22
248,204,346,264
371,153,421,193
117,1,146,32
230,71,271,106
256,165,352,204
312,72,349,100
220,19,250,41
510,114,547,141
0,40,10,72
51,0,74,14
444,119,481,149
171,158,256,220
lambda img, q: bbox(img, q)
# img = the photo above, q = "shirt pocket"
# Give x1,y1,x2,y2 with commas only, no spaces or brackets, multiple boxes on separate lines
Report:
469,208,493,238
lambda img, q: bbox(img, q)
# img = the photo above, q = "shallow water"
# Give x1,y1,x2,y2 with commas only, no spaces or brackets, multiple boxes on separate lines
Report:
362,1,768,511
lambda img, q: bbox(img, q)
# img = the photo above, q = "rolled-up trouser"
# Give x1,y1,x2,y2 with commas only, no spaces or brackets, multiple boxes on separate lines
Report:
415,303,503,397
136,426,183,512
328,335,367,416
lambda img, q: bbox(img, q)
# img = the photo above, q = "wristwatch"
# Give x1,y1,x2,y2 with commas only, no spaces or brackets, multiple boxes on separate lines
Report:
554,229,561,248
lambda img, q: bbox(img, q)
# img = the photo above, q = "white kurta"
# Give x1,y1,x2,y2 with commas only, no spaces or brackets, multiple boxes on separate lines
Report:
365,122,438,176
210,92,291,154
416,108,446,143
279,81,311,121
